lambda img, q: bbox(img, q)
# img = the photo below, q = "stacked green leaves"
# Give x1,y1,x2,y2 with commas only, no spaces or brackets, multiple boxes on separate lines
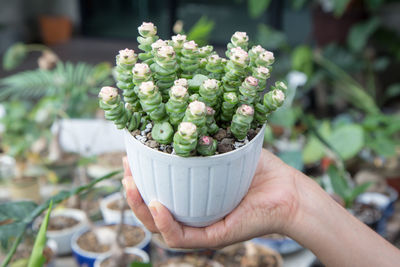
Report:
99,22,286,157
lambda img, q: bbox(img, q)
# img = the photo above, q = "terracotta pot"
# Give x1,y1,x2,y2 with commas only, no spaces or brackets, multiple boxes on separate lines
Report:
39,16,72,45
312,3,367,46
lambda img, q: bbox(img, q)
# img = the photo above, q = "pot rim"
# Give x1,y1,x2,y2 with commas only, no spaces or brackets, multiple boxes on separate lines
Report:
125,124,266,160
71,222,151,258
94,247,150,266
44,209,88,236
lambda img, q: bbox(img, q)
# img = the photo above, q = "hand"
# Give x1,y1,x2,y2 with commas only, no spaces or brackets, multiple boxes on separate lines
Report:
122,149,301,249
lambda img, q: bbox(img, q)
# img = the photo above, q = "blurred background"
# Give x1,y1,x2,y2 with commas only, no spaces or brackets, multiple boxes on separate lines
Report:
0,0,399,266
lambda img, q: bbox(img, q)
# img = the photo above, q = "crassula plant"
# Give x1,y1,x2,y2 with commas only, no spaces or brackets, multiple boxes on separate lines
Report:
99,22,286,157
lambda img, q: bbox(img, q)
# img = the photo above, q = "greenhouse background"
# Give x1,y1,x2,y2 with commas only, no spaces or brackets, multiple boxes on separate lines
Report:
0,0,399,266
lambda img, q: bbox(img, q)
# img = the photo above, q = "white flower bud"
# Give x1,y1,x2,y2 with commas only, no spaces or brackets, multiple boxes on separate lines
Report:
118,48,137,64
238,104,254,116
230,47,248,65
206,106,215,116
151,39,167,51
171,34,187,46
245,76,258,87
99,86,118,102
208,54,220,64
260,51,274,64
171,85,188,98
183,41,198,51
255,66,270,76
132,63,150,77
139,81,156,95
277,81,287,91
178,122,197,136
138,22,157,36
232,31,249,42
188,101,206,116
174,78,188,88
251,45,265,55
272,89,285,104
157,45,175,58
203,79,219,90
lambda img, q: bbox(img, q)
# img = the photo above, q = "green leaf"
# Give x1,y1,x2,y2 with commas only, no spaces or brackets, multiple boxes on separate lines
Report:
367,136,396,157
0,201,38,222
131,262,152,267
278,150,304,171
349,182,372,204
333,0,352,17
291,45,313,77
0,222,26,251
256,24,287,51
248,0,271,18
290,0,309,10
187,16,215,46
302,121,331,164
348,18,380,52
328,124,364,160
328,165,350,202
28,201,53,267
2,43,27,71
384,83,400,101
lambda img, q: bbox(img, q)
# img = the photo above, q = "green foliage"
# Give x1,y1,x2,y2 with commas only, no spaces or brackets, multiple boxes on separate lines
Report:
187,16,215,46
278,150,304,171
152,122,174,144
0,62,112,118
248,0,271,18
292,45,313,78
0,171,121,267
256,24,288,51
328,165,371,208
27,201,53,267
332,0,352,17
2,43,27,71
348,18,381,52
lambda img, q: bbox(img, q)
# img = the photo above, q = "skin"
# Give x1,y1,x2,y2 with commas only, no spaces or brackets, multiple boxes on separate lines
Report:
122,149,400,267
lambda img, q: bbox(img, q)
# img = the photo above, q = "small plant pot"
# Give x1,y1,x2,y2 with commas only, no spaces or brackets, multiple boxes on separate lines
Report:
124,125,265,227
252,235,303,255
151,233,216,259
37,209,88,255
39,15,72,45
100,192,142,226
71,222,151,267
94,248,149,267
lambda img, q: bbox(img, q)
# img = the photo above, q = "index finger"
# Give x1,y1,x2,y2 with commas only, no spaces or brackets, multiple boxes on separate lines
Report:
123,156,132,177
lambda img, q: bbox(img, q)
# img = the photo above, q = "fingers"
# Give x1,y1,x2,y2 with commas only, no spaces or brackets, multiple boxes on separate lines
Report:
122,157,132,177
148,201,231,249
122,176,158,232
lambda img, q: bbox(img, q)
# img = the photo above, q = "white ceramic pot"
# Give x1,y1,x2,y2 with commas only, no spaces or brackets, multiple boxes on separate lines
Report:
124,125,265,227
45,209,88,255
93,248,149,267
100,192,143,226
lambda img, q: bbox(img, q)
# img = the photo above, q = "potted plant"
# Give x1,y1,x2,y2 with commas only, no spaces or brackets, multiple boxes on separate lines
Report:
99,22,287,227
94,247,149,267
34,208,88,255
100,192,142,226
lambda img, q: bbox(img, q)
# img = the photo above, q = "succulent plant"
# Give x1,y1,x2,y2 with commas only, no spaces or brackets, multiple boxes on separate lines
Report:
173,122,198,157
231,104,254,140
166,85,189,127
99,22,287,157
183,100,207,135
197,136,217,156
137,22,159,65
99,86,129,129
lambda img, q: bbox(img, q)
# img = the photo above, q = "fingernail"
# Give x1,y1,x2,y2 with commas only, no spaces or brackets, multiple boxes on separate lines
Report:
148,201,158,217
121,177,127,187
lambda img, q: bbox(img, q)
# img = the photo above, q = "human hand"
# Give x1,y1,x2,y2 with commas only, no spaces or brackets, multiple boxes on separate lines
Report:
122,149,301,249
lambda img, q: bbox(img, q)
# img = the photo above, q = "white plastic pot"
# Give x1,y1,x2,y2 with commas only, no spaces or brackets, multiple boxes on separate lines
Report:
124,125,265,227
45,208,88,255
100,192,142,226
93,247,149,267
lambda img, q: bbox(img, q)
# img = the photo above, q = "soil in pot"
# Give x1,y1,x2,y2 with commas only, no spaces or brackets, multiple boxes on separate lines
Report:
213,242,282,267
77,225,145,253
131,125,261,155
100,254,143,267
48,215,80,231
107,199,130,211
352,202,382,230
155,255,221,267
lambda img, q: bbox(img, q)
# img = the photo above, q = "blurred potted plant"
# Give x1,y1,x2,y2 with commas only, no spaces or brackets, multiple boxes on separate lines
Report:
99,22,287,227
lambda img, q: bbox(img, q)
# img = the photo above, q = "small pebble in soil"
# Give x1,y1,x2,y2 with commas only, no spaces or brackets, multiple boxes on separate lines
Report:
247,129,257,141
135,135,147,143
132,129,141,136
145,140,159,149
213,129,227,141
146,132,153,140
226,127,233,138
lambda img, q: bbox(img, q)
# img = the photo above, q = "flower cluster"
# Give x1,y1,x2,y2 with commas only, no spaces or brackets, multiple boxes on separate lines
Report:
99,22,286,157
